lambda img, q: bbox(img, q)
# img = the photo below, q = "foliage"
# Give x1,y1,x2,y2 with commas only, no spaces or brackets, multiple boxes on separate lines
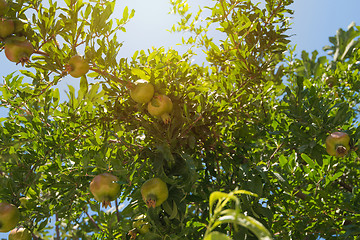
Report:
0,0,359,239
204,190,272,240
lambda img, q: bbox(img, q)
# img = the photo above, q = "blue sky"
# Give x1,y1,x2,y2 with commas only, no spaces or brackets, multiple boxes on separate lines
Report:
1,0,360,238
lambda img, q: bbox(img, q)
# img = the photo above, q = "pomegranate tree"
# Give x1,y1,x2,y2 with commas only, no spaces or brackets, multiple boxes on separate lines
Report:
65,55,89,78
129,79,155,104
147,95,173,124
0,202,20,232
141,178,168,208
0,18,14,38
4,37,34,65
90,173,121,208
8,227,32,240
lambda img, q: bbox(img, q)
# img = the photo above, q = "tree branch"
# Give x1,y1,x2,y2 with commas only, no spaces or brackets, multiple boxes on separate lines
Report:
90,67,129,86
55,214,60,240
83,208,101,230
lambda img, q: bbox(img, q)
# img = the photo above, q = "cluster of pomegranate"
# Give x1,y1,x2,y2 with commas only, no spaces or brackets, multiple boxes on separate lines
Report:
1,0,90,79
0,0,34,66
89,173,168,209
89,173,168,239
0,201,32,239
129,79,173,124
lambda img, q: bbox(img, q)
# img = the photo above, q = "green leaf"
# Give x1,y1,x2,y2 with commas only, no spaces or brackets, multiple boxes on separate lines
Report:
301,153,318,169
122,6,129,21
209,192,237,214
95,128,102,145
232,190,258,198
131,68,150,80
78,76,89,101
329,171,344,182
12,132,28,139
271,172,291,191
215,210,273,240
279,155,287,167
169,200,178,220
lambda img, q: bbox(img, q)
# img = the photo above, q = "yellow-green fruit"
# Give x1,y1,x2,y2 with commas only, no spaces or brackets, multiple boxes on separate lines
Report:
141,178,168,208
4,37,34,64
325,76,336,88
147,95,173,124
326,132,350,157
8,227,32,240
90,173,121,208
0,18,14,38
130,79,155,104
133,214,150,234
0,202,20,232
66,55,89,78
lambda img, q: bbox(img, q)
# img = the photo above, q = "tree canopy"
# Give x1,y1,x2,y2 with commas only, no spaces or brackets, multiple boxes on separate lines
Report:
0,0,359,239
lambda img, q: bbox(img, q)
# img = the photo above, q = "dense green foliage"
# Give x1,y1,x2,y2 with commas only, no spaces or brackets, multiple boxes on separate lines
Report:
0,0,359,239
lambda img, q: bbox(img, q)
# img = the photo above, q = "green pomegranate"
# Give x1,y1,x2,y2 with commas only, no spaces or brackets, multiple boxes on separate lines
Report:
90,173,121,208
326,132,350,157
66,55,89,78
325,76,336,88
8,227,32,240
129,79,155,104
4,37,34,65
147,95,173,124
0,202,20,232
141,178,168,208
0,18,14,38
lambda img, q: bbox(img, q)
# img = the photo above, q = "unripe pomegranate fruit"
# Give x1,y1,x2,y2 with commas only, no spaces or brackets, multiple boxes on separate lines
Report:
141,178,168,208
325,76,336,88
90,173,121,208
129,79,155,104
326,132,350,157
8,227,32,240
147,95,173,124
0,18,14,38
65,55,89,78
0,202,20,232
4,37,34,65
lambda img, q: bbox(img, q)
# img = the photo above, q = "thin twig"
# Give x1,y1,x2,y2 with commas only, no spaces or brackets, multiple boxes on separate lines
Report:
84,208,100,230
90,67,128,86
55,214,60,240
180,114,202,137
34,49,50,57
